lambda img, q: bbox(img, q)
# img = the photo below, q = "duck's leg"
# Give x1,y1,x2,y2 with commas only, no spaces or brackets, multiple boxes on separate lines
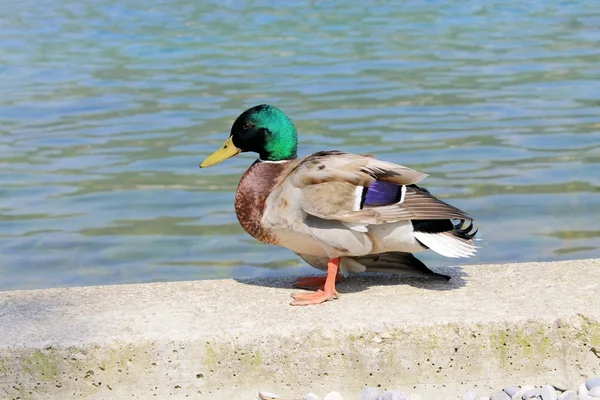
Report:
293,271,342,291
290,257,340,306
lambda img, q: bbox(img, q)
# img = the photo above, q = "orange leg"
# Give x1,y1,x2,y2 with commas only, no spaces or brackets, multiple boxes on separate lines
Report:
291,257,341,306
294,271,342,291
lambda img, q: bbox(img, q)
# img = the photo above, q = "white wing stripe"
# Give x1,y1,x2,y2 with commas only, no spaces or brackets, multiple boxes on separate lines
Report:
399,185,407,204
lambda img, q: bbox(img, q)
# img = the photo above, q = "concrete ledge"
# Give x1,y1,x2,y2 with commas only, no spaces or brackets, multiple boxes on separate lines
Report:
1,259,599,399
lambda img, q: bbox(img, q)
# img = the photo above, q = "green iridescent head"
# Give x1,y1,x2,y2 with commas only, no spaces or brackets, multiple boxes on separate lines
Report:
200,104,298,167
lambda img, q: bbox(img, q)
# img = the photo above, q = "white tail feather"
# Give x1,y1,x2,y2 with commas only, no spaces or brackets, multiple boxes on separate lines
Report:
413,231,477,258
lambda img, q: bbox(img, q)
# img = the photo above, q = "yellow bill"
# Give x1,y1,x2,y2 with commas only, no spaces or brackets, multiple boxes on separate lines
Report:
200,137,241,168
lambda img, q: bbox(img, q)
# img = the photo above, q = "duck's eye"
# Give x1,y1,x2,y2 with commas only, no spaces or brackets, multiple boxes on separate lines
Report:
242,123,252,130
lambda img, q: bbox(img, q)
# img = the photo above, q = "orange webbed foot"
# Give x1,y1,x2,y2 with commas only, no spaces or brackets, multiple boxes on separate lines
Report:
290,257,341,306
290,289,339,306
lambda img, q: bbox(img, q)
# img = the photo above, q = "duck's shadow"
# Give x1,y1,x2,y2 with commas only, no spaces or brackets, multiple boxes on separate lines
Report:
235,266,467,294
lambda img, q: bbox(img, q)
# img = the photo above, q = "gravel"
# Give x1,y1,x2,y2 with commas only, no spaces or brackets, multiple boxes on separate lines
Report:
504,386,521,397
540,385,558,400
589,387,600,397
381,390,407,400
256,377,600,400
490,390,511,400
587,379,600,392
558,391,578,400
522,387,541,398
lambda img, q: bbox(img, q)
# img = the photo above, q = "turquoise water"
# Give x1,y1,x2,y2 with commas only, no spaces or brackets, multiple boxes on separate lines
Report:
1,0,599,290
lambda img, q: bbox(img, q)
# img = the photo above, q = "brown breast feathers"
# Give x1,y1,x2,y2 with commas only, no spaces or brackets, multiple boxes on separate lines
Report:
234,160,295,244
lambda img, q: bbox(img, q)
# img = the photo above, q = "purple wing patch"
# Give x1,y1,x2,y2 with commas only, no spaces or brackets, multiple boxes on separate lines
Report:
362,181,401,207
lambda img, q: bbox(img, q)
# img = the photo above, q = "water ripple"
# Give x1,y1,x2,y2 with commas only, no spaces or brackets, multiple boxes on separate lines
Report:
1,0,599,290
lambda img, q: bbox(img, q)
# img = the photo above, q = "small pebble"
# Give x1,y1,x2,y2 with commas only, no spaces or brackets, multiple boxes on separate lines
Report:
503,387,520,398
550,385,567,393
588,379,600,391
362,387,381,400
540,385,557,400
462,392,477,400
257,392,280,400
512,386,534,400
490,390,510,400
581,382,590,398
557,391,578,400
511,391,525,400
522,388,541,399
382,390,407,400
324,392,344,400
289,377,600,400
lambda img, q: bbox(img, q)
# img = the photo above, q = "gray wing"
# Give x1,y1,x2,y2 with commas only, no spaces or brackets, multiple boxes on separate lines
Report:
284,151,471,224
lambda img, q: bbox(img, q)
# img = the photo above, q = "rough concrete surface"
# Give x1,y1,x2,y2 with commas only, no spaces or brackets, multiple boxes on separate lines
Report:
0,259,599,400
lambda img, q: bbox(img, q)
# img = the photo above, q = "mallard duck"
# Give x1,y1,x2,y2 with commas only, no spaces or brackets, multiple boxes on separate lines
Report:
200,104,478,306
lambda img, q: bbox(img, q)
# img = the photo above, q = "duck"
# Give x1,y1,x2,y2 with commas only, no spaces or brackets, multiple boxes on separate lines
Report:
200,104,478,306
